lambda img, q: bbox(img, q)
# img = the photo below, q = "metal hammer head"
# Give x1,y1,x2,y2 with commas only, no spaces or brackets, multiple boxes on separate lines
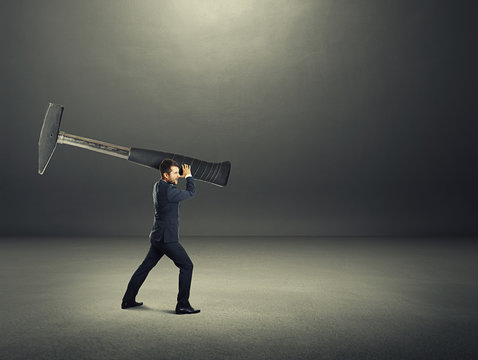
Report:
38,103,64,175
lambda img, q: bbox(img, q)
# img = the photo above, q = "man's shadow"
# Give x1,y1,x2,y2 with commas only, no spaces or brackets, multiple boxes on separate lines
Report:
123,305,176,315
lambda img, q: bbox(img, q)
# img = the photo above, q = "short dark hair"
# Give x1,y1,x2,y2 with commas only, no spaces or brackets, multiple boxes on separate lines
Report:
160,159,179,178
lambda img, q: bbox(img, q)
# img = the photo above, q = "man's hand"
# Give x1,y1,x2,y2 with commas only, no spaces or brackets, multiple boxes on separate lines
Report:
181,164,192,177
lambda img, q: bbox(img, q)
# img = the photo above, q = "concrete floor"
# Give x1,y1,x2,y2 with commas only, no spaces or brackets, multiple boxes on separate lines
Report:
1,236,477,360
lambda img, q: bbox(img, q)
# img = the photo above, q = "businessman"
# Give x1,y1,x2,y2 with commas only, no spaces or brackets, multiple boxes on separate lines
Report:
121,159,200,314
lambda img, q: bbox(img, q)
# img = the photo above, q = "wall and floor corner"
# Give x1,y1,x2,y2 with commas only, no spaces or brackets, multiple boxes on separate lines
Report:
1,1,477,359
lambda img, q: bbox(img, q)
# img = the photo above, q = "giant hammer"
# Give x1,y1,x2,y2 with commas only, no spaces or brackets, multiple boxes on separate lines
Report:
38,103,231,187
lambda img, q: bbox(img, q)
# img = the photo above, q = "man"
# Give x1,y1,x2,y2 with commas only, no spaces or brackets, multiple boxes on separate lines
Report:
121,159,200,314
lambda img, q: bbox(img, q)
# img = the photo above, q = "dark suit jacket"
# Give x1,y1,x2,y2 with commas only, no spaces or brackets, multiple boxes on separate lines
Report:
149,177,195,243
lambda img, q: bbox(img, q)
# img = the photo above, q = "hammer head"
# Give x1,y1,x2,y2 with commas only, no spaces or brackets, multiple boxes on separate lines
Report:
38,103,63,175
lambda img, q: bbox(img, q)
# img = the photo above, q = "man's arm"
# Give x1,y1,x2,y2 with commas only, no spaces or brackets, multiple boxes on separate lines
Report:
167,164,195,202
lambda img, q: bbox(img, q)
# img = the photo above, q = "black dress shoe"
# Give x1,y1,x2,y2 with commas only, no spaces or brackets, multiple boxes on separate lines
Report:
121,300,143,309
175,305,200,314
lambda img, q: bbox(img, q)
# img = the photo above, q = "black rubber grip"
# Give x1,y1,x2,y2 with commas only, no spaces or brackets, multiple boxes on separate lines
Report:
128,148,231,187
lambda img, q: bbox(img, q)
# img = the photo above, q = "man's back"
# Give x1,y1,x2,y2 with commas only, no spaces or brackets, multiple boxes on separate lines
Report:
150,177,195,243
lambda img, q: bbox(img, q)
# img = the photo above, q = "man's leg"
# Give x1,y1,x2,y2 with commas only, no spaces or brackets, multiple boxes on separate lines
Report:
161,242,199,313
122,245,164,307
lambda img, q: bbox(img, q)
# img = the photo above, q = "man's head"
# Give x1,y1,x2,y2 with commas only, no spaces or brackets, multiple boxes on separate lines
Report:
160,159,180,184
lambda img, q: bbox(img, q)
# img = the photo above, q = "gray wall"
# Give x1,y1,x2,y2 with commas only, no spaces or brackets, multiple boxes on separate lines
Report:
1,0,476,237
473,5,478,236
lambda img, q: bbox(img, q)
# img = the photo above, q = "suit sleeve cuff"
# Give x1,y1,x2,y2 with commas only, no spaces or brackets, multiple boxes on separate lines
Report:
185,174,192,178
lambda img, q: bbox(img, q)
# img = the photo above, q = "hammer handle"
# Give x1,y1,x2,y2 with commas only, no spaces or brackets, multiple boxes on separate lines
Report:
128,148,230,187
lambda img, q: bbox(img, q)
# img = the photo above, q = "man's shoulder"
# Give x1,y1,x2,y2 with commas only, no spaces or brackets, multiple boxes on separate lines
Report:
157,179,170,187
154,179,170,193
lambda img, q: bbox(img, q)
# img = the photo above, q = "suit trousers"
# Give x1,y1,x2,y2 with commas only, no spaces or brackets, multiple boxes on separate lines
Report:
123,241,194,307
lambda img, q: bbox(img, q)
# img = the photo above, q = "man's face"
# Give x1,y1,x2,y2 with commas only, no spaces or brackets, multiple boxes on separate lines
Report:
163,166,180,184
